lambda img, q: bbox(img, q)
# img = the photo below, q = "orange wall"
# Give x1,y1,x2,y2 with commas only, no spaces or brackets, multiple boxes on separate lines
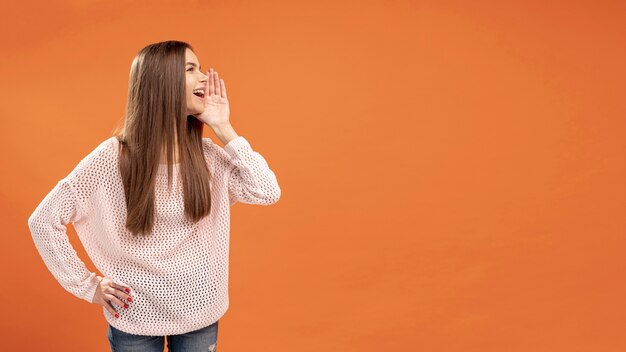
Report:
1,0,625,351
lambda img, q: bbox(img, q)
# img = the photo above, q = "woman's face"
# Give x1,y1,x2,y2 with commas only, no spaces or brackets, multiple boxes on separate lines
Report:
185,48,209,116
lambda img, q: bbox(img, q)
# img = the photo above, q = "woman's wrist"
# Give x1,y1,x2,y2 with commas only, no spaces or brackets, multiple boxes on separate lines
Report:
211,123,239,145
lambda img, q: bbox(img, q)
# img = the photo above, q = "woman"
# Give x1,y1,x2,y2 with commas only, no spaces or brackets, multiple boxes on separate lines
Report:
27,40,281,352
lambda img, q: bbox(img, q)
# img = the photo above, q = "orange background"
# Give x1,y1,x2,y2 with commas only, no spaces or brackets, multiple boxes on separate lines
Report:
1,0,625,350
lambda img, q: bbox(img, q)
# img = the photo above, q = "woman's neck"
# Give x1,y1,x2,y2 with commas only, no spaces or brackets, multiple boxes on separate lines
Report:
159,153,179,165
159,137,180,164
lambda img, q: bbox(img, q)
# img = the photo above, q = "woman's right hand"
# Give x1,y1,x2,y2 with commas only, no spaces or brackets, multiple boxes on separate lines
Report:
92,275,133,318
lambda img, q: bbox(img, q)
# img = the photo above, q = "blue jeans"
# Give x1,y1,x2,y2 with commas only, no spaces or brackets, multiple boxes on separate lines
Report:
107,320,219,352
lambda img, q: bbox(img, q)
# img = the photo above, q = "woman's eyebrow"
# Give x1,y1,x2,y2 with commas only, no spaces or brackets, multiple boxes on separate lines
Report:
186,62,202,70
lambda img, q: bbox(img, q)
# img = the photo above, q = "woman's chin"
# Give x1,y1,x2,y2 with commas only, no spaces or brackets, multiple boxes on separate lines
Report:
188,109,204,117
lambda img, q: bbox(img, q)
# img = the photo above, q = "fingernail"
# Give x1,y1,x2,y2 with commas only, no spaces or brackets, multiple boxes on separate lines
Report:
125,288,130,293
115,313,119,318
127,297,132,302
124,304,129,308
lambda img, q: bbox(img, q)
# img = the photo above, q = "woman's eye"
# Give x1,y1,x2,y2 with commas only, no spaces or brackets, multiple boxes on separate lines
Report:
187,68,193,72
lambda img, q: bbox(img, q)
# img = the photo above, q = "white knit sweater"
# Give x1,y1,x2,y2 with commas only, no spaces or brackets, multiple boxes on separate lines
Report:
27,135,281,335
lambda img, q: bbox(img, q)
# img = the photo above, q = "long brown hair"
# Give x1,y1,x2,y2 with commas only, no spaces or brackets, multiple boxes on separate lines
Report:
112,40,212,236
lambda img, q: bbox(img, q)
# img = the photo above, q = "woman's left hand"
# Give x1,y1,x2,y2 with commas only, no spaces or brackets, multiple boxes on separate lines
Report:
194,68,230,128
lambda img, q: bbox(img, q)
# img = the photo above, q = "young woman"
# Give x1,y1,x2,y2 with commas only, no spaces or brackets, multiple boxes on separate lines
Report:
27,40,281,352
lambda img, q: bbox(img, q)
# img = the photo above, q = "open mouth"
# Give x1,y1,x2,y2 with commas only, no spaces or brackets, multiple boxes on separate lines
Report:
193,89,205,99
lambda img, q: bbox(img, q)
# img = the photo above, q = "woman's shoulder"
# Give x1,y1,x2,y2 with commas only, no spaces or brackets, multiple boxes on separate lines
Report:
202,136,250,160
201,137,228,162
84,136,120,165
63,136,120,184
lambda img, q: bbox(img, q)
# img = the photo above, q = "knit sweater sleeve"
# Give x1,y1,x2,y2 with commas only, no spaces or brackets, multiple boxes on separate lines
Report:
207,136,281,206
223,136,282,206
27,141,109,304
